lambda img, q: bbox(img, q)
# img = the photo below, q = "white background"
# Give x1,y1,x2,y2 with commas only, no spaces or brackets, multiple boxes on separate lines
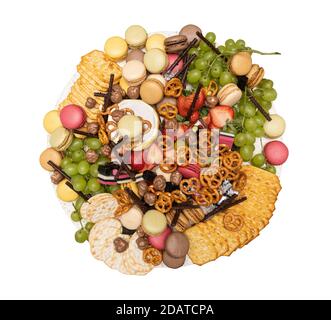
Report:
0,0,330,300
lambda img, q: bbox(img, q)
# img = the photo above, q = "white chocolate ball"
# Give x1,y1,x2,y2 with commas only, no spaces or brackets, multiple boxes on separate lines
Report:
263,114,286,138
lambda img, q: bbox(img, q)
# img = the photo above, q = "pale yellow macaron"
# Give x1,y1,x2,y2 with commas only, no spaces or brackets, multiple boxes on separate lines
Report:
146,34,166,51
125,25,148,49
104,36,128,61
43,110,62,134
56,179,79,202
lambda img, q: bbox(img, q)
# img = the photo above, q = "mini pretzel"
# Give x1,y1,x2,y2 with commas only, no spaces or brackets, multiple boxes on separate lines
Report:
223,152,243,171
232,172,247,192
143,247,162,266
114,204,132,218
200,168,223,189
219,167,229,180
98,127,110,145
176,146,190,166
194,190,213,207
219,144,231,156
180,178,201,195
226,170,240,181
157,103,178,120
164,78,183,98
113,189,132,207
206,80,219,96
201,187,221,204
155,192,173,213
223,213,244,232
160,162,177,173
171,190,187,204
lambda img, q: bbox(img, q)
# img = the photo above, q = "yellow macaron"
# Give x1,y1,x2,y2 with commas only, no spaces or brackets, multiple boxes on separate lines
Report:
56,180,79,202
146,34,166,51
43,110,62,134
104,36,128,61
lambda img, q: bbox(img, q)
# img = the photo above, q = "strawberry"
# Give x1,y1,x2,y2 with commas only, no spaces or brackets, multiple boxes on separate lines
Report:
189,111,200,124
177,91,206,117
209,105,234,129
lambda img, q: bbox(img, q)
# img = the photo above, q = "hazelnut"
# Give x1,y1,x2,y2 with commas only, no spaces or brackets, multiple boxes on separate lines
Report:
206,96,219,108
170,171,183,185
113,237,129,253
137,180,148,197
87,122,99,135
101,145,112,158
51,171,64,184
112,84,126,97
111,91,123,104
86,150,99,164
136,237,150,250
144,192,156,206
153,175,166,192
127,86,140,99
111,110,125,123
85,97,97,109
137,227,146,238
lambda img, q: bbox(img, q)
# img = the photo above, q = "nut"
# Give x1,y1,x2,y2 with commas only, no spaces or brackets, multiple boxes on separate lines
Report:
111,110,125,123
112,84,126,97
153,175,166,192
136,237,150,250
85,149,99,164
206,96,219,108
170,171,183,185
113,237,129,253
111,91,123,104
85,97,97,109
144,192,157,206
137,180,148,197
51,171,64,184
87,122,99,135
101,145,112,157
137,227,146,238
127,86,140,99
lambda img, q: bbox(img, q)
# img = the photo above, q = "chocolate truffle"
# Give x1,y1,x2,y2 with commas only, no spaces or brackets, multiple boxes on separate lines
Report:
163,251,186,269
165,232,189,258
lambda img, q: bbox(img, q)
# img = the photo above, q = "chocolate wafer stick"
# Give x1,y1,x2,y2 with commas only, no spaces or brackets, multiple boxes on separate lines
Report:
47,160,71,181
65,181,91,201
171,209,181,227
173,53,197,79
196,31,222,56
164,38,198,75
124,188,149,213
72,129,98,138
247,89,272,121
186,83,203,120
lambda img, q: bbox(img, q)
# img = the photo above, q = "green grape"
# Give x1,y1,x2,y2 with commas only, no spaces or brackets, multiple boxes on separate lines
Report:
205,32,216,43
225,39,236,47
240,102,256,117
88,178,101,192
83,185,91,195
256,97,272,110
199,41,210,52
85,138,102,150
217,45,226,53
253,114,266,127
69,138,84,152
244,118,258,132
74,197,85,212
85,222,95,232
77,160,90,175
245,132,256,145
240,145,254,161
225,47,238,56
91,185,105,195
262,88,277,102
72,150,85,162
89,163,99,178
64,163,78,177
254,126,265,138
71,211,82,222
107,184,121,194
96,156,109,166
203,51,216,63
251,154,266,168
219,72,235,86
72,175,87,192
235,39,246,49
211,64,222,78
75,229,88,243
264,165,277,174
259,79,274,89
200,74,211,87
234,133,247,147
187,69,202,84
195,58,208,71
189,63,196,71
253,88,264,97
61,157,72,169
224,126,237,134
189,47,199,56
231,75,238,84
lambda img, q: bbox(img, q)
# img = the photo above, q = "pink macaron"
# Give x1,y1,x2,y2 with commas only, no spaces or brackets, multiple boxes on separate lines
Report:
60,104,86,129
178,164,201,179
167,54,184,75
264,141,289,165
148,227,172,251
219,133,234,148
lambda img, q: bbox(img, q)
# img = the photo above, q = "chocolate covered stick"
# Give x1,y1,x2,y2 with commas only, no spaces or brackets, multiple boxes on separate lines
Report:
173,53,197,79
72,129,98,138
171,209,181,227
47,160,71,181
124,188,149,213
164,38,198,75
196,31,222,56
247,89,272,121
186,83,203,120
65,182,91,201
94,73,114,123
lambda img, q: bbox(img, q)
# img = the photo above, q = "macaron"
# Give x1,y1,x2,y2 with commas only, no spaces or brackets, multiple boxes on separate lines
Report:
146,34,166,51
219,132,235,148
142,209,167,236
247,64,265,88
263,114,286,138
144,48,168,74
163,251,186,269
39,148,62,171
104,36,128,61
165,35,188,53
229,52,252,76
122,60,147,86
49,127,73,152
119,206,143,230
167,54,184,75
217,83,242,106
56,179,79,202
148,227,172,250
140,75,165,105
179,24,202,44
125,25,148,49
178,164,201,179
43,110,62,134
165,232,189,258
60,104,86,130
126,49,145,63
264,141,289,166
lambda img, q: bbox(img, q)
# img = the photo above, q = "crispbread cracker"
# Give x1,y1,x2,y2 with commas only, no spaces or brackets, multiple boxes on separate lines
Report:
185,166,281,265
